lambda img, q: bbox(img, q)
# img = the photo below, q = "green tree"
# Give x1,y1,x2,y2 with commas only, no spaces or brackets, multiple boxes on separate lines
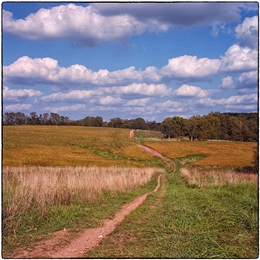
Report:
160,117,175,138
108,117,123,128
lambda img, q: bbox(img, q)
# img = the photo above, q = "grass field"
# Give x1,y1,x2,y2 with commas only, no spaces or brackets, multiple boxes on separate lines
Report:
3,126,162,168
2,126,258,258
143,140,256,168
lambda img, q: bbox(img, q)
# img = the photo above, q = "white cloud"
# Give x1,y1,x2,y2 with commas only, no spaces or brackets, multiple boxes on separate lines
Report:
237,71,258,89
153,100,186,113
4,3,254,48
126,98,150,107
4,103,32,111
110,83,172,97
226,93,257,105
3,56,59,85
235,16,258,49
3,86,42,102
38,90,94,103
220,44,257,73
173,84,209,98
160,55,221,82
2,4,156,47
197,93,258,109
3,56,144,87
44,104,87,113
98,96,122,105
221,76,234,89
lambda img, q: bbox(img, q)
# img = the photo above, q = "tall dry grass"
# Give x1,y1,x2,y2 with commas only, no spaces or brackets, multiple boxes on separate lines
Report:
180,167,258,188
3,166,164,222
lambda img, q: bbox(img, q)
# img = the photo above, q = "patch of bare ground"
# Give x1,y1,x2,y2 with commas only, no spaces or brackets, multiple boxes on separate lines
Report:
12,173,164,258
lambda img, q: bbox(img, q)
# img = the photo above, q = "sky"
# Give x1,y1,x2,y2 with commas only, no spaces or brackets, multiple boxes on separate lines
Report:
2,2,259,122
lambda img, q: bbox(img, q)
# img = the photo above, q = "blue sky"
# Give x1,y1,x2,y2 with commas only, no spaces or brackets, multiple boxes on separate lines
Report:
2,2,258,122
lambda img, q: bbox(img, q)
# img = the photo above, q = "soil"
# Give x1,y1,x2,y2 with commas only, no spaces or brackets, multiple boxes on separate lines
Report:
12,144,174,259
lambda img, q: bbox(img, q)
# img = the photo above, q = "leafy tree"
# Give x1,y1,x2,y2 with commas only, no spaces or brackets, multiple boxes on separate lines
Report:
160,117,175,138
185,116,199,141
108,117,123,128
29,112,39,125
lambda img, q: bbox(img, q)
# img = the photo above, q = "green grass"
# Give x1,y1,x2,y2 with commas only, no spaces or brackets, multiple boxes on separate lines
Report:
87,160,258,258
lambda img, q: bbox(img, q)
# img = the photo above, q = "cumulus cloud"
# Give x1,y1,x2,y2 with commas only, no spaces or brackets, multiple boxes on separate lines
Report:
3,86,42,102
4,103,32,111
126,98,151,107
153,100,186,113
3,3,253,48
221,76,234,89
44,104,87,113
4,44,257,89
220,44,257,73
236,71,258,90
235,16,258,49
3,56,146,87
197,93,257,109
37,90,94,103
173,84,209,98
36,83,171,109
110,83,172,97
98,96,123,105
160,55,221,82
3,4,161,47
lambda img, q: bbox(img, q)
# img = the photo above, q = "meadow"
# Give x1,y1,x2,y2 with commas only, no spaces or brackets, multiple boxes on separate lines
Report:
3,126,162,167
2,126,258,258
143,140,256,168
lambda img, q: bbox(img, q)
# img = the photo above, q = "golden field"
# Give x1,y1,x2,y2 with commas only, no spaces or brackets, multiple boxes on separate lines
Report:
143,140,257,167
3,126,158,167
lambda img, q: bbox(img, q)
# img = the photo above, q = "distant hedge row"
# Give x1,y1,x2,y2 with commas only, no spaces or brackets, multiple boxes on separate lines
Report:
3,111,258,142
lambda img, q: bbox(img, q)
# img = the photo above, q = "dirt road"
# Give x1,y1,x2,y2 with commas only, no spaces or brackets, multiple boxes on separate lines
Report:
13,144,173,258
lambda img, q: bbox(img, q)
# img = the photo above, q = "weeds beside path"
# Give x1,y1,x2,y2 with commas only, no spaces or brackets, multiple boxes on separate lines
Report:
12,143,171,258
12,173,166,258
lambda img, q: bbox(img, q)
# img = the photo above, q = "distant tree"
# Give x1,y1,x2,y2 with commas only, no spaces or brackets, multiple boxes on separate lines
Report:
43,113,50,125
172,116,187,139
160,117,175,138
146,120,159,131
185,116,198,141
50,113,61,125
3,112,16,125
29,112,39,125
108,117,123,128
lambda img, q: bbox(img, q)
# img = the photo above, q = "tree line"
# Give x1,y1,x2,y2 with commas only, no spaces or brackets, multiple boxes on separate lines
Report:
3,111,258,142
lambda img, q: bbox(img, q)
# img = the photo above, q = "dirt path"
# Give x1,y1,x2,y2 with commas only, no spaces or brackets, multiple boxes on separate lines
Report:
13,143,173,259
13,173,164,259
139,144,176,172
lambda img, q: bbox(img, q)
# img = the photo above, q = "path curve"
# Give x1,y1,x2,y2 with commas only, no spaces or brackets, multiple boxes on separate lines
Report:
13,173,164,259
139,144,176,172
13,142,173,259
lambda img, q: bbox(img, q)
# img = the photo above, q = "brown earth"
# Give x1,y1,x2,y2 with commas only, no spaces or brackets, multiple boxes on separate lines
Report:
11,144,174,259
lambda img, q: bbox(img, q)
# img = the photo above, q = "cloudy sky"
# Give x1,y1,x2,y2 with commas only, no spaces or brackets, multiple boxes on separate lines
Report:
2,2,258,122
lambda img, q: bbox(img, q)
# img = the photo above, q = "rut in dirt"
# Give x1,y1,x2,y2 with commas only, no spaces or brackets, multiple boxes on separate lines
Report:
13,144,175,259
